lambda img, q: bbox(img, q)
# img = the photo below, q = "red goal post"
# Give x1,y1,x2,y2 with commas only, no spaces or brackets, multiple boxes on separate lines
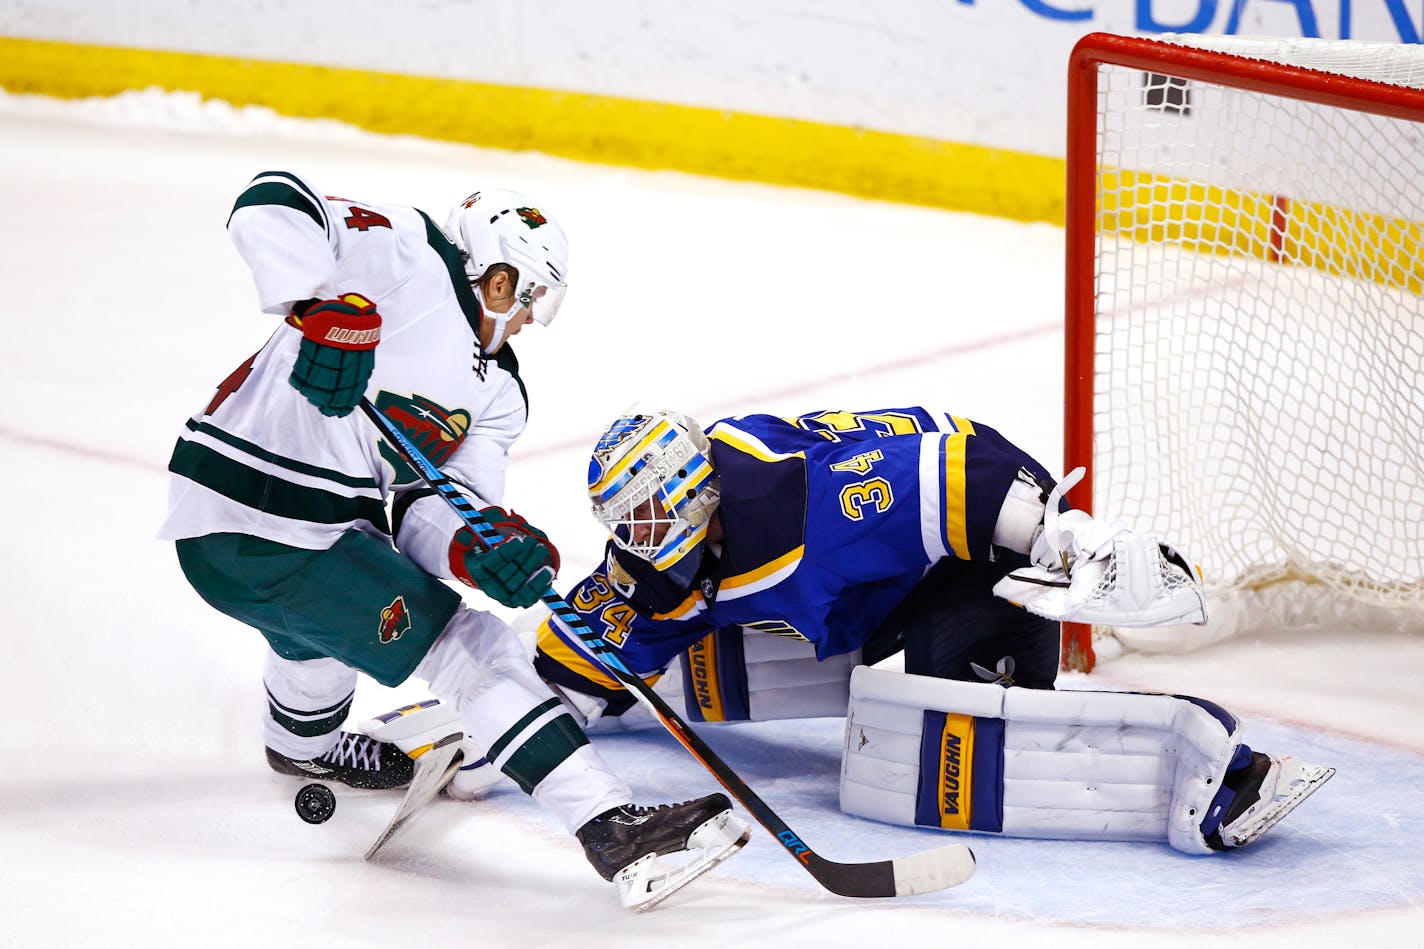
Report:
1062,33,1424,672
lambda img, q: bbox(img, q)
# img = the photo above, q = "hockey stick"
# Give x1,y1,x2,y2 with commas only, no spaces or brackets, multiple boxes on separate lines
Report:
359,398,975,898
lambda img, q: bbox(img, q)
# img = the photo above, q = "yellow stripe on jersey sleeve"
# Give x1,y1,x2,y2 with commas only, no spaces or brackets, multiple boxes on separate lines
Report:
708,423,806,463
537,617,625,692
650,588,707,622
942,417,976,560
718,545,805,599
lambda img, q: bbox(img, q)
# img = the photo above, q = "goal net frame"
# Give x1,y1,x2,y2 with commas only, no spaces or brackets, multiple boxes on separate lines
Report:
1061,32,1424,672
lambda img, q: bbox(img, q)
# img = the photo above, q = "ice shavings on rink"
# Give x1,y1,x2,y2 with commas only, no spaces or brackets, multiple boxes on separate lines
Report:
2,88,1422,947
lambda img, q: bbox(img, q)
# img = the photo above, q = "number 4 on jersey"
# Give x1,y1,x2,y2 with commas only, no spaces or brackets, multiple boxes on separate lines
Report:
344,205,393,231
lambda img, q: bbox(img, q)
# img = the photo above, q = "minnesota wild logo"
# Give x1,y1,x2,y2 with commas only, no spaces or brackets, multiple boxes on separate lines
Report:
378,595,412,643
373,392,471,484
516,207,548,228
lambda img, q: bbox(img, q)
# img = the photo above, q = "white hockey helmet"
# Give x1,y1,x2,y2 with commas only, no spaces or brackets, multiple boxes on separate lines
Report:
445,188,569,326
588,409,720,585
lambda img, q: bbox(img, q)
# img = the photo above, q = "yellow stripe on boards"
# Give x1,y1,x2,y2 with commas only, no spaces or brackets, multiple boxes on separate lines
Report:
1101,168,1424,296
0,36,1066,224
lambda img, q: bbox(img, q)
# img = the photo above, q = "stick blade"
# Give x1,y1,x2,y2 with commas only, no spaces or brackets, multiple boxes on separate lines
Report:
891,843,976,895
804,842,974,898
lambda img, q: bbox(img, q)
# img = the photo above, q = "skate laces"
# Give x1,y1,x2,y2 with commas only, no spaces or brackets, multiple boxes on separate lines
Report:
595,800,697,828
320,732,385,771
628,801,680,816
625,799,705,819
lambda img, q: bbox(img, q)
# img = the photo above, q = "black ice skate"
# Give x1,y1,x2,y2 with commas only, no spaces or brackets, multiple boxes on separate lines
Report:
576,793,751,911
267,731,414,790
1207,752,1335,850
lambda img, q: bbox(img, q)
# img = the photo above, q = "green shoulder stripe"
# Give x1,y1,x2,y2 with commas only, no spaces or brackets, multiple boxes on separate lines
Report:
229,171,328,232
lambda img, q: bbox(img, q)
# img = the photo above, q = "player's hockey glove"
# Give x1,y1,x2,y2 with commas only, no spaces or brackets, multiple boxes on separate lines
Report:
287,293,381,417
449,507,561,609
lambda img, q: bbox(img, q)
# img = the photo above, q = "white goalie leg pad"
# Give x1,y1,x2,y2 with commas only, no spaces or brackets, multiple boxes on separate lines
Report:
360,699,507,799
665,629,858,723
361,699,461,755
602,629,858,731
739,635,859,721
444,735,507,801
840,667,1241,854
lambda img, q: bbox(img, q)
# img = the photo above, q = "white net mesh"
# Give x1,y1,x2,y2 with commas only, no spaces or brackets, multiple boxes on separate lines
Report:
1086,35,1424,655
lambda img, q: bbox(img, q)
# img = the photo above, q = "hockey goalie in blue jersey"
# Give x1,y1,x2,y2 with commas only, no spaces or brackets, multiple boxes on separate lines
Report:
531,407,1334,856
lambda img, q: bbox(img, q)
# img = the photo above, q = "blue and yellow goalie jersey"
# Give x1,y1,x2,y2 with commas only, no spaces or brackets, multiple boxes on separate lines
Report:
535,408,1050,705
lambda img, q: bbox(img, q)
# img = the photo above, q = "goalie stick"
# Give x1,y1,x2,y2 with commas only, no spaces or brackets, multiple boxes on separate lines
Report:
359,398,976,898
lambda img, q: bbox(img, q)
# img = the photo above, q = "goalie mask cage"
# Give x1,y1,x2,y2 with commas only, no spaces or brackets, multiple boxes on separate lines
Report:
1062,32,1424,672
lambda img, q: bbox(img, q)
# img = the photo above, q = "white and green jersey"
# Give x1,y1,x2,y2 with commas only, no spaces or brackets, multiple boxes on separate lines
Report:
159,170,528,581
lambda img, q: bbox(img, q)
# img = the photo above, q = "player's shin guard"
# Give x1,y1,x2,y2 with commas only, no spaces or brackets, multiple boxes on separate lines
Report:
659,628,858,725
840,667,1330,854
413,607,633,828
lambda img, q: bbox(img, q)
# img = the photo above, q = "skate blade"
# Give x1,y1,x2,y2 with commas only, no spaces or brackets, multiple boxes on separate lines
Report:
1229,763,1336,848
614,809,752,913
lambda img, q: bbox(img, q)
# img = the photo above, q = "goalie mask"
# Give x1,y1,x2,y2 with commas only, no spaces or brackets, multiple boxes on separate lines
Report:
445,188,569,328
588,410,720,588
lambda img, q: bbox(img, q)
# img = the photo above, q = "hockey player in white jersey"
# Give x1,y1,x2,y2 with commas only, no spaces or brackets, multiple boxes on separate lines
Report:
158,173,747,908
527,407,1333,857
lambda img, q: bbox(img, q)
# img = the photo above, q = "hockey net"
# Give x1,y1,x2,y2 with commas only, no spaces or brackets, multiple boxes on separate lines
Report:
1062,33,1424,671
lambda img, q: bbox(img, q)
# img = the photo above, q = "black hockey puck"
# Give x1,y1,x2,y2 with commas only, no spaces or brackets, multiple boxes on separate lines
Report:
295,783,336,824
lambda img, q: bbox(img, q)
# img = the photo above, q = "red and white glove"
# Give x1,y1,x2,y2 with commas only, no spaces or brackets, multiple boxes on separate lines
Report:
287,292,381,417
448,506,560,609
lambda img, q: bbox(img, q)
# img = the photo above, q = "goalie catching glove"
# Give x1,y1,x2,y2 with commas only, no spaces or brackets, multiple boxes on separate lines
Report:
449,507,560,609
992,467,1207,627
287,292,381,417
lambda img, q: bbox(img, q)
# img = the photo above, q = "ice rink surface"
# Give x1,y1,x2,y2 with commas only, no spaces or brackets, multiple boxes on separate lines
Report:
2,91,1422,947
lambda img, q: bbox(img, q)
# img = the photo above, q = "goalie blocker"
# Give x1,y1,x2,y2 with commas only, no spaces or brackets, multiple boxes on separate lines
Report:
841,667,1333,853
